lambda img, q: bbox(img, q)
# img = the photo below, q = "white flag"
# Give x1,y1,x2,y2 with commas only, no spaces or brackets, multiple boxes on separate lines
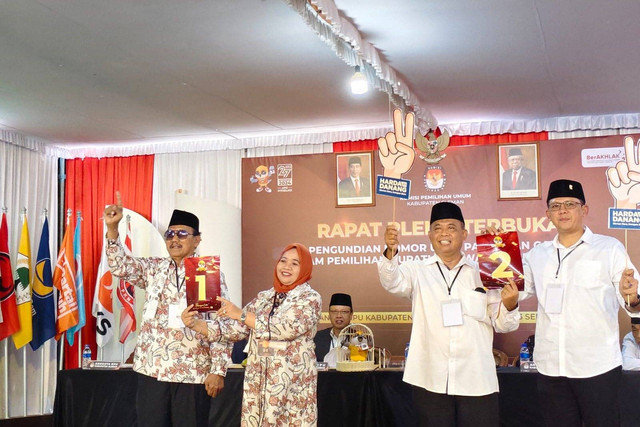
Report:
92,236,114,347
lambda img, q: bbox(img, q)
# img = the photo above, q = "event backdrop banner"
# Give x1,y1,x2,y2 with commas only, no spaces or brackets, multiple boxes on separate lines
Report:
242,134,640,357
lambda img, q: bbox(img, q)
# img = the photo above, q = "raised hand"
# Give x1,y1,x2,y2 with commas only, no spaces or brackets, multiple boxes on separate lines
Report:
104,191,123,226
384,224,399,259
377,109,416,178
104,191,123,238
607,137,640,208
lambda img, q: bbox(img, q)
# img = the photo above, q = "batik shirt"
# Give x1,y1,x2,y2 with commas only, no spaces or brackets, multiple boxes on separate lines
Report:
106,239,231,383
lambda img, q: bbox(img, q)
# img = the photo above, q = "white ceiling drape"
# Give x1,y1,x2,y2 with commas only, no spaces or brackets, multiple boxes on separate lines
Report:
444,113,640,136
47,127,386,159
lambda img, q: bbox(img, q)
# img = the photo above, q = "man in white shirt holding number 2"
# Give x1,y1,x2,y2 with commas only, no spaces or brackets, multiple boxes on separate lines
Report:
378,201,520,427
487,178,640,427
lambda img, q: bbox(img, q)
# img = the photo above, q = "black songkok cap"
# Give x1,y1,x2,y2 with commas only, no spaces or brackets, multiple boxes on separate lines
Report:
546,179,586,205
348,156,362,166
430,202,464,224
330,293,352,308
508,148,523,157
169,209,200,234
632,317,640,325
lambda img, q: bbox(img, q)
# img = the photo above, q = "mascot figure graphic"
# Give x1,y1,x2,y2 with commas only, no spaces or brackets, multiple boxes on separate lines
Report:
250,165,275,193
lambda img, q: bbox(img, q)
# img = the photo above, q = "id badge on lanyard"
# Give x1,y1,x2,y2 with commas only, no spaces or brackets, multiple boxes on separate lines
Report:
437,262,465,326
545,283,564,314
442,299,464,326
168,300,187,329
546,242,582,314
257,339,286,357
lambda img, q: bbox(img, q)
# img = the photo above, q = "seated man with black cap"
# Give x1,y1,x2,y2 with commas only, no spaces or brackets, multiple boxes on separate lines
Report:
104,192,232,427
622,318,640,370
314,293,353,366
378,201,520,427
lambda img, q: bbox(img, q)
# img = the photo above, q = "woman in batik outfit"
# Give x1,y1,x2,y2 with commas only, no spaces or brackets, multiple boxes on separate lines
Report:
183,243,321,426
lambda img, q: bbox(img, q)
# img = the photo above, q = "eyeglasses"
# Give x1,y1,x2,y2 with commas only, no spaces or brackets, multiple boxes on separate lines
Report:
329,310,351,315
164,229,196,240
548,201,583,212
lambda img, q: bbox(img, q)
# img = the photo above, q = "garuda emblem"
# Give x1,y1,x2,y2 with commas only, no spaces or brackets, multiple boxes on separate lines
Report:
415,129,450,164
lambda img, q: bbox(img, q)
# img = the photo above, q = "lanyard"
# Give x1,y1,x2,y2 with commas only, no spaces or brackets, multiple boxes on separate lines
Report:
172,260,185,292
555,241,584,279
436,262,465,295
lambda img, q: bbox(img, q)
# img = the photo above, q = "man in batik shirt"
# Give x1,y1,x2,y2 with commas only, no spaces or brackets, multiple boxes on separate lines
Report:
104,193,231,427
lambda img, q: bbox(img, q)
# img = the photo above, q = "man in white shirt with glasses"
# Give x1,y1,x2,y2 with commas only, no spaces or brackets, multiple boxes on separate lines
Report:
524,179,640,426
488,179,640,426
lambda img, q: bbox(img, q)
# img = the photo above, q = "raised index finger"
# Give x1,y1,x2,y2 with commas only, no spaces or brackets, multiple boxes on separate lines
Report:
624,137,640,173
115,191,123,209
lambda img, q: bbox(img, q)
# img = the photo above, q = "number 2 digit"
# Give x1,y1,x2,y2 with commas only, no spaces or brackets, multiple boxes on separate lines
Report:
489,251,513,279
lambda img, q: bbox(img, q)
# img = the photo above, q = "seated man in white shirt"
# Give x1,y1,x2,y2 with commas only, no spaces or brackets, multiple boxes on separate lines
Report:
314,293,353,368
378,202,520,427
622,318,640,370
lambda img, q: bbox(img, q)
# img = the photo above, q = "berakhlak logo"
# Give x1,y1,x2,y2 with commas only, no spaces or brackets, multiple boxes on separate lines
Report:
424,165,446,191
250,165,275,193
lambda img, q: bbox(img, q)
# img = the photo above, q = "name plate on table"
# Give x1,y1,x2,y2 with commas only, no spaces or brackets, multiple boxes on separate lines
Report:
185,256,222,312
87,361,121,370
476,232,524,290
520,360,538,373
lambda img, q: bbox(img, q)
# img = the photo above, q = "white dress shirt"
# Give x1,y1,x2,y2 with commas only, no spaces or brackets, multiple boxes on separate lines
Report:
522,227,639,378
378,253,520,396
322,329,342,368
329,328,341,349
622,332,640,371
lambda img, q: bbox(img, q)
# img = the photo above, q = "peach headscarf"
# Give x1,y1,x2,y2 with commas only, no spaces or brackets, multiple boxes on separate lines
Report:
273,243,313,293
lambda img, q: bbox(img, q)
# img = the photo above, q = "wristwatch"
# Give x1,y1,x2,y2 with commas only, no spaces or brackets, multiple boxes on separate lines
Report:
240,310,247,324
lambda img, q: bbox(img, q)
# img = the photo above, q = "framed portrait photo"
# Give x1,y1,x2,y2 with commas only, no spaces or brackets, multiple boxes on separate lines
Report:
335,151,375,207
497,142,541,200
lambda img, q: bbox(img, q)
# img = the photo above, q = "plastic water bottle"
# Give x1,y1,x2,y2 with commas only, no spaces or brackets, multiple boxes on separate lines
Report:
82,344,92,369
519,342,530,364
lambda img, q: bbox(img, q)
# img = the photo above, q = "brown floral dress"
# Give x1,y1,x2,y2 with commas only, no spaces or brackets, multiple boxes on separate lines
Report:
210,282,321,426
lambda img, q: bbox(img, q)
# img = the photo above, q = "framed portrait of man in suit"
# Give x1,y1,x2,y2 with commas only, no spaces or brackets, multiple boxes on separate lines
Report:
335,151,375,207
497,142,541,200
